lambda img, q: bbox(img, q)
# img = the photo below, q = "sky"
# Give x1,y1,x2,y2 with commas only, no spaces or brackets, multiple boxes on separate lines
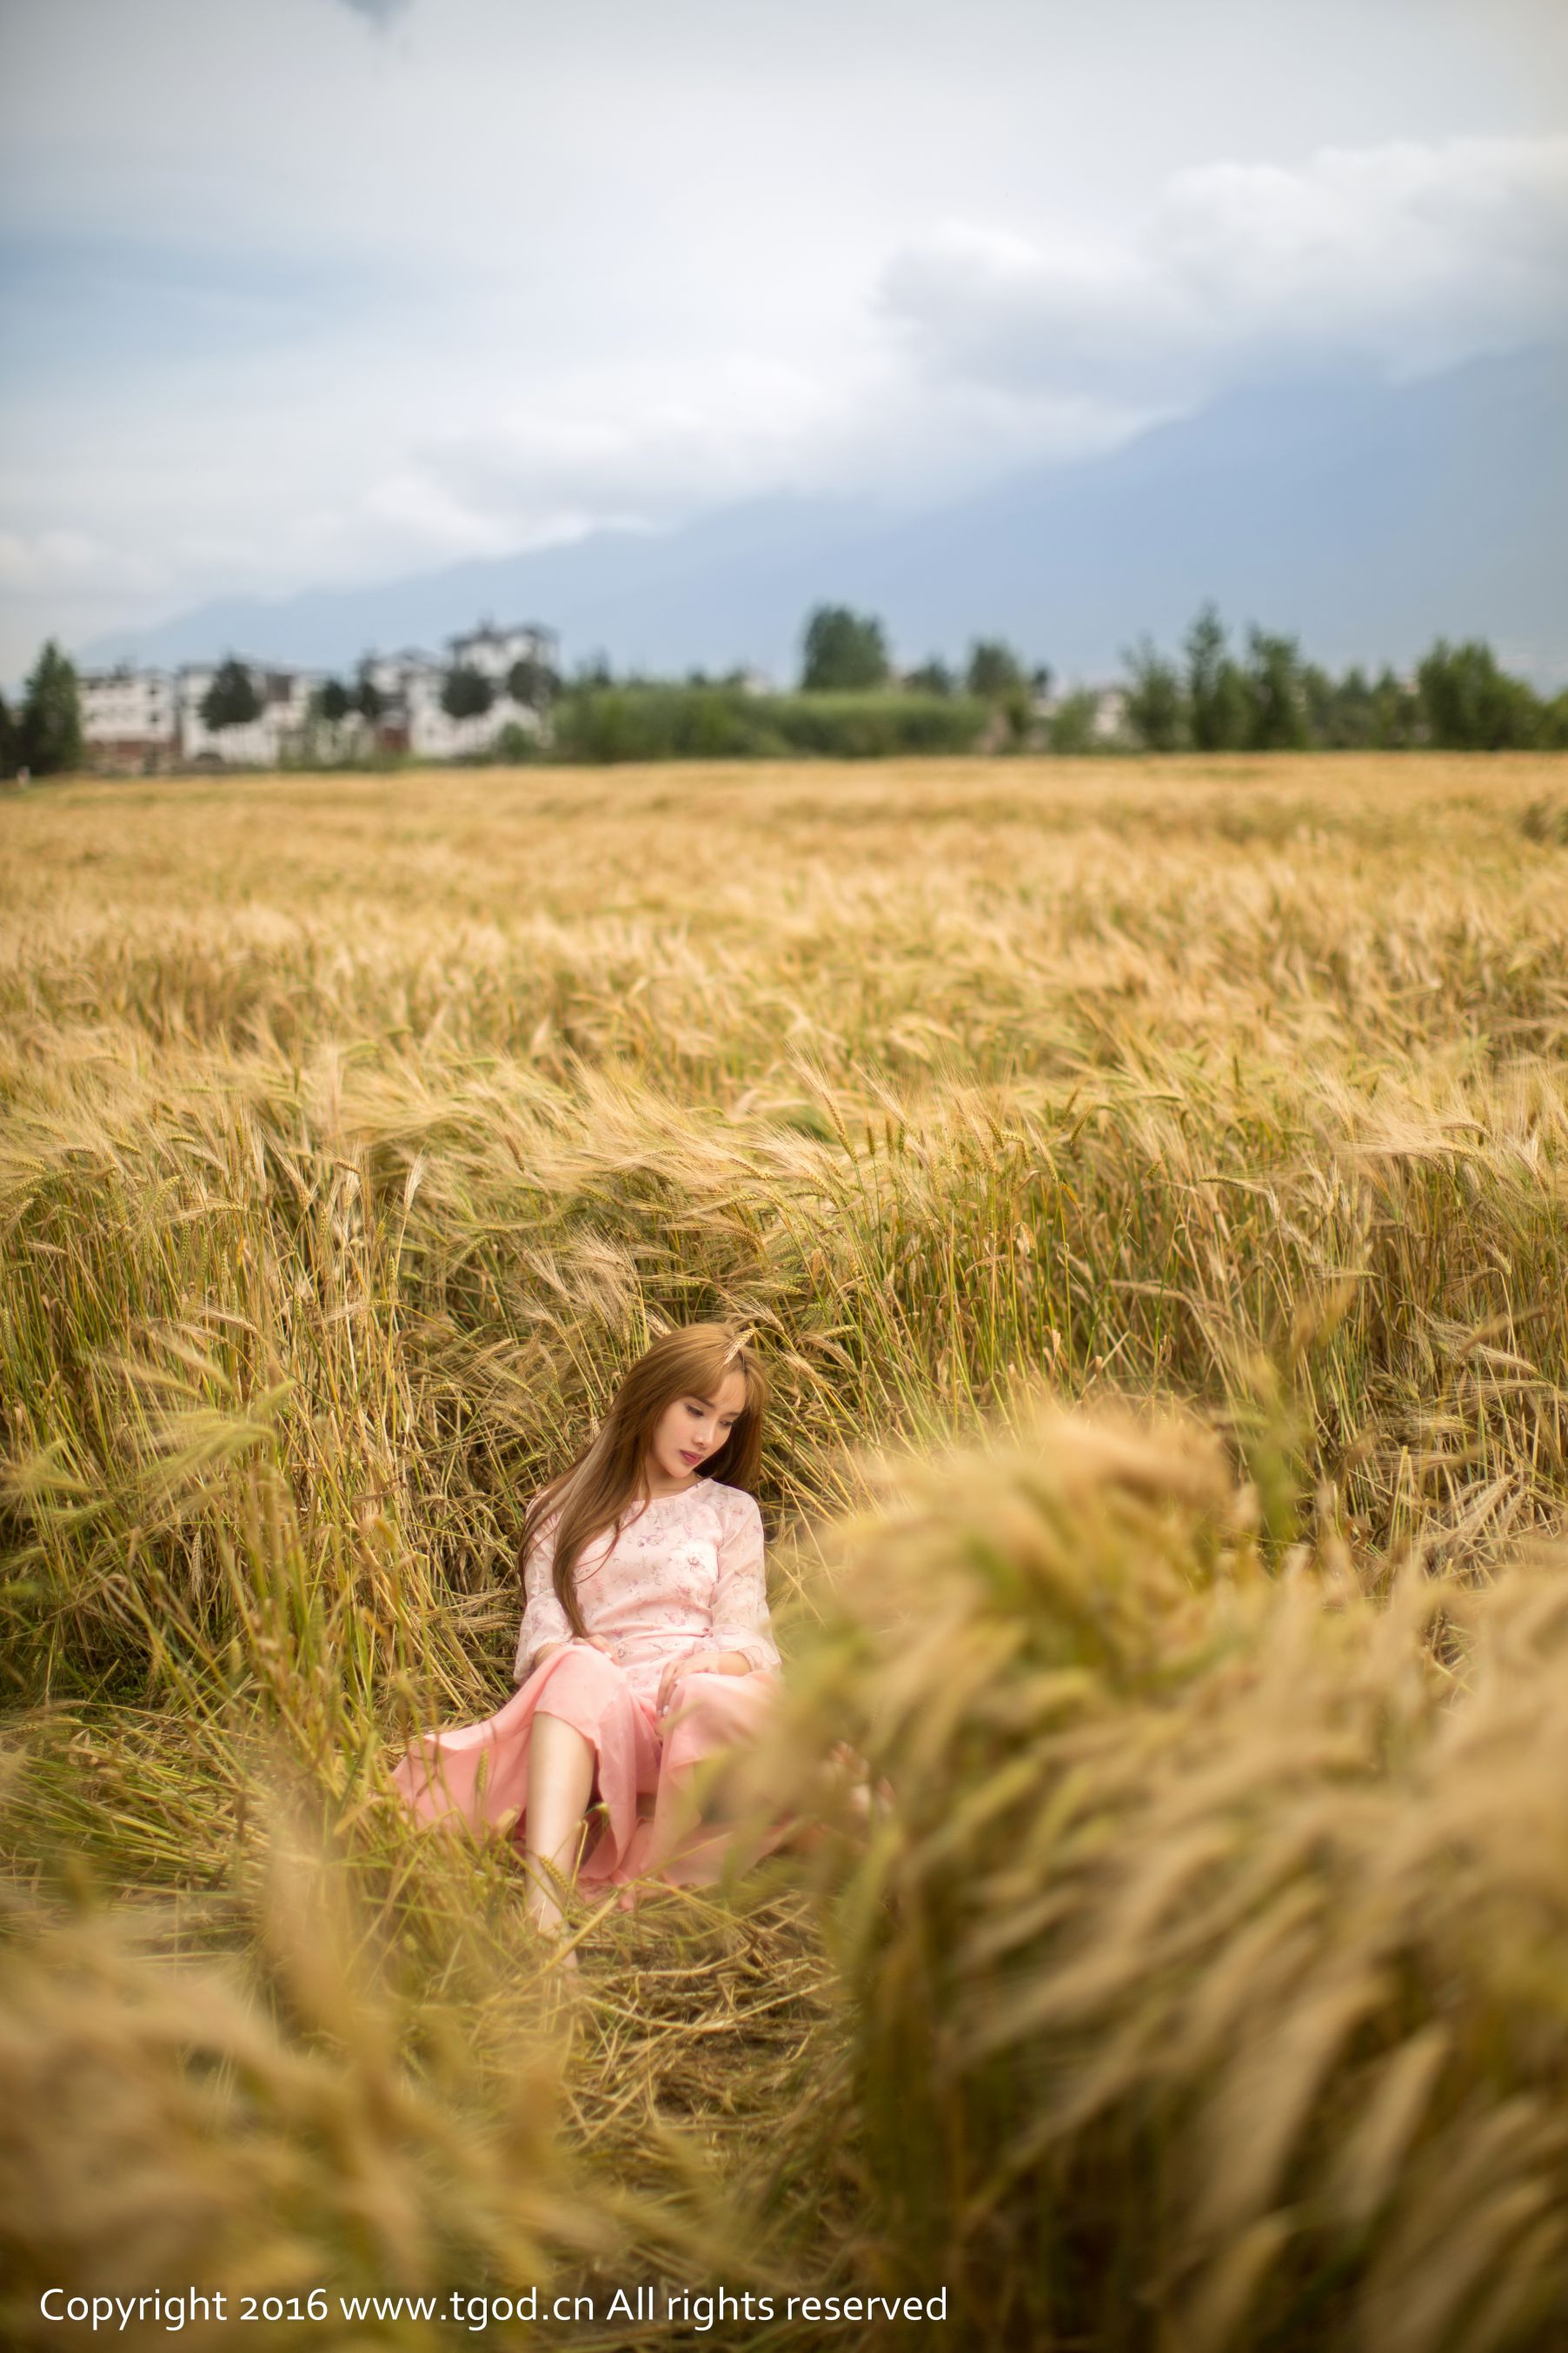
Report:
1,0,1565,678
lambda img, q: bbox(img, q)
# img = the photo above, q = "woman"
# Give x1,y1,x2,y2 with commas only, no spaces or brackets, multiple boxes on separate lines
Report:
389,1323,785,1943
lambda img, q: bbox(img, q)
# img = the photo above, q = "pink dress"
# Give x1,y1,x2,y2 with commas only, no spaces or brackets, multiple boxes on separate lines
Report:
389,1479,786,1899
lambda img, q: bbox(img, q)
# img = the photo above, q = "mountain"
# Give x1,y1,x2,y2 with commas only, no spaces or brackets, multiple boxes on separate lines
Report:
80,343,1568,688
844,342,1567,687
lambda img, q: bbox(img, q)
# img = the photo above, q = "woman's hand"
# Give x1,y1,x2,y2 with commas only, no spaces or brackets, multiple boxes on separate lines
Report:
654,1653,706,1722
654,1648,749,1725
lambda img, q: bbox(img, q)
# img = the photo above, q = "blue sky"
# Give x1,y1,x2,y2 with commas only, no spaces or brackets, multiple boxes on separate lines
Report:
1,0,1565,676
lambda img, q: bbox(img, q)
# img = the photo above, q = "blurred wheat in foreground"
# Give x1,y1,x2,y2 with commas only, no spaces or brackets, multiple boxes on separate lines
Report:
3,754,1567,2350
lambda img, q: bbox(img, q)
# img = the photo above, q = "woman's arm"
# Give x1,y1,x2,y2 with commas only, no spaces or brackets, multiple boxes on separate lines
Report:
707,1491,781,1674
652,1499,778,1719
515,1512,575,1682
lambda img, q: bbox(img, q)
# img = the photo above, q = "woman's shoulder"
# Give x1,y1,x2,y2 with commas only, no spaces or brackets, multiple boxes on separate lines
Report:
703,1479,764,1530
522,1492,567,1552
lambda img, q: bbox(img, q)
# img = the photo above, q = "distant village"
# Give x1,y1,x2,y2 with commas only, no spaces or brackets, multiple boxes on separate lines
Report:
78,621,561,772
77,616,1134,770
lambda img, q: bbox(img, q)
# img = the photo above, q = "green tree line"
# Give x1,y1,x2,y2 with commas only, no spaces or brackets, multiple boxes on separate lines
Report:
1119,603,1568,753
7,606,1565,777
542,604,1567,761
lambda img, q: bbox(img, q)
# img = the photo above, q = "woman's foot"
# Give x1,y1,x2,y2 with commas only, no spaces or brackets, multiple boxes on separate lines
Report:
527,1903,582,1977
533,1916,581,1974
827,1741,889,1826
524,1866,582,1971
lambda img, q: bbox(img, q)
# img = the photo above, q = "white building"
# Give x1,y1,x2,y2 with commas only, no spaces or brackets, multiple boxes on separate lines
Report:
177,662,320,766
449,619,558,684
1088,685,1129,743
1034,681,1132,747
79,663,178,769
362,648,442,704
352,648,437,754
361,627,553,759
411,684,546,761
70,617,558,772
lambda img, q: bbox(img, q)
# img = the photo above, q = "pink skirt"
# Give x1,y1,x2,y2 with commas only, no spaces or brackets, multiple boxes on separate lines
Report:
389,1645,787,1903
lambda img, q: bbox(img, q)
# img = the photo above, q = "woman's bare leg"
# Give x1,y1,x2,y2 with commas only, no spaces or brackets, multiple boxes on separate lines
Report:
523,1711,597,1941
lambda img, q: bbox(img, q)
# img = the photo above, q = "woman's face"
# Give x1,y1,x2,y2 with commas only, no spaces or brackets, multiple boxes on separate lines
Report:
647,1369,749,1490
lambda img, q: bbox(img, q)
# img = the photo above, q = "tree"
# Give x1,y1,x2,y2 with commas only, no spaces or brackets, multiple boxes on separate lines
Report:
0,687,18,774
1185,603,1248,751
1243,628,1310,751
1001,684,1035,749
1300,661,1345,748
965,639,1026,701
1369,667,1422,749
354,667,385,724
20,640,84,774
201,656,262,732
494,721,543,763
801,604,890,692
441,664,495,721
316,677,351,725
507,654,561,709
1417,639,1542,750
1541,689,1568,752
1121,635,1186,751
904,658,955,697
1046,689,1101,754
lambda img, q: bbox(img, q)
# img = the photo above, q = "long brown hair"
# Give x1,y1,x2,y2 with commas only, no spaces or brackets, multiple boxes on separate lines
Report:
517,1323,769,1639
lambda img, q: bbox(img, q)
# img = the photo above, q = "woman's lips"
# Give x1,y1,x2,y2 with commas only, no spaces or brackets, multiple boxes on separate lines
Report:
680,1449,702,1466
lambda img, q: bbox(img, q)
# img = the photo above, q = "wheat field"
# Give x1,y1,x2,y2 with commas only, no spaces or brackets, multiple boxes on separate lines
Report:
3,754,1568,2351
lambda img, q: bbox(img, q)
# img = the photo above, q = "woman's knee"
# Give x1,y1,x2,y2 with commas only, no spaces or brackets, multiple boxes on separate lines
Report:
534,1645,643,1754
530,1705,597,1761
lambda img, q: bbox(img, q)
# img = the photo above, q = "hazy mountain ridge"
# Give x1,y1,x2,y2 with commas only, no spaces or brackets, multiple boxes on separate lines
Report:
81,344,1568,688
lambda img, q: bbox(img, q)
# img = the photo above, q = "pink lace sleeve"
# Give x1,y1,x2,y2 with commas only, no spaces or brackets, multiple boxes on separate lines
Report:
709,1491,781,1673
515,1510,572,1682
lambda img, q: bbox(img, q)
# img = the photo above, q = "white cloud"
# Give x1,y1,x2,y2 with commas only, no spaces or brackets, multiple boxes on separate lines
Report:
878,135,1568,403
391,363,838,544
0,528,163,597
340,351,1175,591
